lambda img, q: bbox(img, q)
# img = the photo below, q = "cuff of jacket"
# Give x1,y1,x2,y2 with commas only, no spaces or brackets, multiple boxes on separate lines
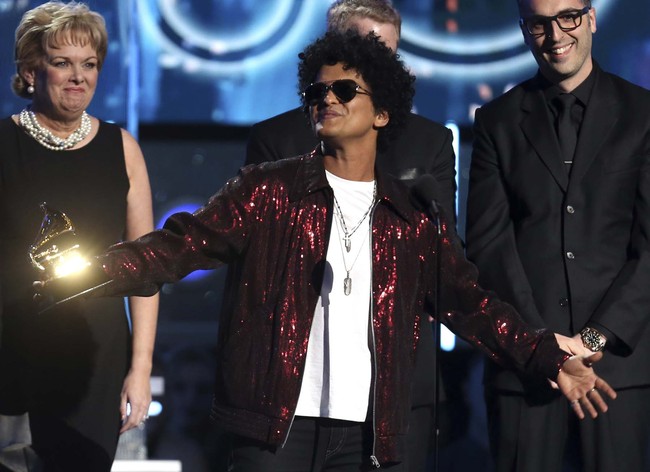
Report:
527,330,572,381
95,253,161,298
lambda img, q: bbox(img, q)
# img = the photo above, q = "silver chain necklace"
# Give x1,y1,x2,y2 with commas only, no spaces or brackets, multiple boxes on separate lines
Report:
333,213,370,296
19,108,92,151
332,180,377,253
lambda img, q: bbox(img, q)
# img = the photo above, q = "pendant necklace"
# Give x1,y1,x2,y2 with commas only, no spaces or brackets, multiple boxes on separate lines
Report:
332,181,376,253
334,213,370,296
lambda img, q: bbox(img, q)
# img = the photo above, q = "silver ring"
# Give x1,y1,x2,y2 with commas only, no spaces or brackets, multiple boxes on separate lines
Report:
588,387,597,394
570,399,580,406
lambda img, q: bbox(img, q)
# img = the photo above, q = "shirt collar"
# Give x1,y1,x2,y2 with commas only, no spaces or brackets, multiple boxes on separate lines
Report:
288,148,415,225
539,64,598,107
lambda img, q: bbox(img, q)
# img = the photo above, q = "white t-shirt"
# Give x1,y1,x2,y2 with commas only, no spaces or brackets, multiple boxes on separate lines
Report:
294,171,375,422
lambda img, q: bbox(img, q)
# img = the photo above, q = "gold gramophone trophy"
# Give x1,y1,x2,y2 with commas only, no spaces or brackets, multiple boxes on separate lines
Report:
29,203,105,311
29,202,91,282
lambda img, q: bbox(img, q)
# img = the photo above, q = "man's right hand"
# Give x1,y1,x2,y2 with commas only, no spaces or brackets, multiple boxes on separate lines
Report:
32,261,112,313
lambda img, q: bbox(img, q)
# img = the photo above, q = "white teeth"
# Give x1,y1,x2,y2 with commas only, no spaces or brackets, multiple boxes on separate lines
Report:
552,45,571,54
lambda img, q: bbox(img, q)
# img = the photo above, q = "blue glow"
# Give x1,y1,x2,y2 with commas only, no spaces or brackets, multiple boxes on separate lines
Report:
157,202,213,284
158,0,294,54
138,0,323,76
401,49,536,80
148,401,163,417
156,203,201,229
402,27,525,56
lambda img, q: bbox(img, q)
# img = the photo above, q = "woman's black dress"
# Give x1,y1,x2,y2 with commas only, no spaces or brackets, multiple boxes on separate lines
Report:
0,117,131,471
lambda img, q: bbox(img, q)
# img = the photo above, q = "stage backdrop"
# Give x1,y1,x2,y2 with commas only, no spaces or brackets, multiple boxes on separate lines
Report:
0,0,648,127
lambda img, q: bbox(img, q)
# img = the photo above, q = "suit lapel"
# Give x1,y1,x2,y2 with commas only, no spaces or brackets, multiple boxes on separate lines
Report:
521,87,569,191
569,71,619,186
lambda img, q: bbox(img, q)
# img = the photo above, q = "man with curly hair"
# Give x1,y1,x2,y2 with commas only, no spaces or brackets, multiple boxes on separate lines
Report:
247,0,456,219
246,3,456,468
45,30,614,471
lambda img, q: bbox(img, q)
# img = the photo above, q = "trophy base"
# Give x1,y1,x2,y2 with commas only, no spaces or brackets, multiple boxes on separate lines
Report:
37,279,114,314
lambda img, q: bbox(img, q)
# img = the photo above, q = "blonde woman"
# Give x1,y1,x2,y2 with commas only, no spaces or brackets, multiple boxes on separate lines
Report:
0,2,158,470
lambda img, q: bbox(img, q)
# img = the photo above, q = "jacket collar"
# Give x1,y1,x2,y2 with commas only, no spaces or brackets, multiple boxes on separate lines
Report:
288,148,415,225
520,76,569,191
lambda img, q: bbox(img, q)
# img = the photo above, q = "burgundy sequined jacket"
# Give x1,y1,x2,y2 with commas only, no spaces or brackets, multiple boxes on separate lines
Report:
96,153,568,465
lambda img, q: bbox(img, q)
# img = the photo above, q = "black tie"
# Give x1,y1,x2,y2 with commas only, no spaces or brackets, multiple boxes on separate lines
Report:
556,93,577,174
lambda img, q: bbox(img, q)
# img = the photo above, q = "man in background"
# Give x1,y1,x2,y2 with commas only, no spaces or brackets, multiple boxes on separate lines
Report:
466,0,650,470
245,1,456,470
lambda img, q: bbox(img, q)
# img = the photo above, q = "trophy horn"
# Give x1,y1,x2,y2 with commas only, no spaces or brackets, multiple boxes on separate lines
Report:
29,203,90,280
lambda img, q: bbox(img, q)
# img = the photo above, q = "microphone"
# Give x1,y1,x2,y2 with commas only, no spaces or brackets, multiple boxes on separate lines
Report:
411,174,440,218
410,173,443,472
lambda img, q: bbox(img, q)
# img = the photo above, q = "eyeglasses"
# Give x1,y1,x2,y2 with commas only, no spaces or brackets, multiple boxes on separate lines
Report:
519,6,591,37
302,79,372,106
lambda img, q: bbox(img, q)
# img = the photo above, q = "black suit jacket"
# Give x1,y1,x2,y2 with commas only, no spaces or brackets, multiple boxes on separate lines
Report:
466,64,650,392
246,106,457,406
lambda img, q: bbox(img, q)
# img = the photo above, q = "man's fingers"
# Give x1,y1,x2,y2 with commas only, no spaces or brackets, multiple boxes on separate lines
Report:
569,399,585,419
584,351,604,365
570,395,598,419
587,388,609,414
569,381,617,420
582,391,600,418
595,378,617,400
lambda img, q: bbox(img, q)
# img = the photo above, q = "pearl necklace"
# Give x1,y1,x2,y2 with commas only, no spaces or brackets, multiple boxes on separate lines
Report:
19,108,92,151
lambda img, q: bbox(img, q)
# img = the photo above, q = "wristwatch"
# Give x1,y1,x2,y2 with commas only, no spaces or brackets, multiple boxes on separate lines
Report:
580,327,607,352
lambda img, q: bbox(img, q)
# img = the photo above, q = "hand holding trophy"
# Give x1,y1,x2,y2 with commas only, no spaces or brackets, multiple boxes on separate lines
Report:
30,203,110,312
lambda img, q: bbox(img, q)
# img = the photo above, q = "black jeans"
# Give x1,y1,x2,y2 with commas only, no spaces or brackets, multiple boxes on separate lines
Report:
228,417,406,472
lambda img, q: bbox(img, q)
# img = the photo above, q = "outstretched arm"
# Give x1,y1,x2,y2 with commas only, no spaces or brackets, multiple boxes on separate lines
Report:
427,210,615,417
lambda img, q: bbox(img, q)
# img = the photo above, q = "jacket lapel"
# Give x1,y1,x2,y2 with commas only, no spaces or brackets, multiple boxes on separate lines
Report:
569,70,619,186
520,85,569,191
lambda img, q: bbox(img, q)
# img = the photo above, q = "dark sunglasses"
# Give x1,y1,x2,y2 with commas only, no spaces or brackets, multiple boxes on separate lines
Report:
302,79,372,106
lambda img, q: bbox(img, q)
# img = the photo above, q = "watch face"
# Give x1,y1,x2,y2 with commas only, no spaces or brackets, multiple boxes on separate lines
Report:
582,328,605,351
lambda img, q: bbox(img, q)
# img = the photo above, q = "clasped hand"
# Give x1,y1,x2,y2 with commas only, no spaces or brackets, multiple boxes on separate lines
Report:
554,333,616,419
32,261,111,312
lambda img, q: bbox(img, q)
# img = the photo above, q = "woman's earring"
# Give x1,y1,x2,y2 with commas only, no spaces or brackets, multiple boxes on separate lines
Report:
27,84,35,94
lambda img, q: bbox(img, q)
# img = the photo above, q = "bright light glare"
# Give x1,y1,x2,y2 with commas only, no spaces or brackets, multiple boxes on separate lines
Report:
148,401,163,417
52,251,90,278
441,325,456,351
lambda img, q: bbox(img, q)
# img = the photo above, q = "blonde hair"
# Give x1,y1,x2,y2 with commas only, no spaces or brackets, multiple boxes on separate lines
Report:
12,1,107,98
327,0,401,38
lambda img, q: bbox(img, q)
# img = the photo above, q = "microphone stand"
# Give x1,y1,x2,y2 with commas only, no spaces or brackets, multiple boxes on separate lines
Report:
410,175,444,472
431,203,442,472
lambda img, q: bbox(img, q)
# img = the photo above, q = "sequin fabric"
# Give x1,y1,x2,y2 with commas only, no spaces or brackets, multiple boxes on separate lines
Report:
96,153,569,465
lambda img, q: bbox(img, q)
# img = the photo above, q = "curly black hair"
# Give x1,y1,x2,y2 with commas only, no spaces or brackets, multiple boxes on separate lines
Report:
298,30,415,150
